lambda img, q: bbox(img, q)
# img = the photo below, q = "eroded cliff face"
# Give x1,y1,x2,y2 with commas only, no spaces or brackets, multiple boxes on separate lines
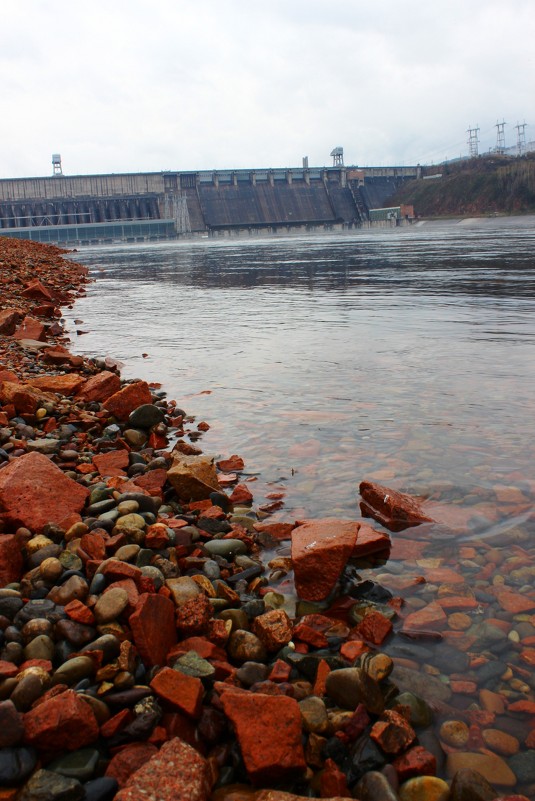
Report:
388,154,535,217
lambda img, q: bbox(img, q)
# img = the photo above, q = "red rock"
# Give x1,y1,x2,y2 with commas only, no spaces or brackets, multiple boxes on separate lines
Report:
99,559,142,584
64,599,95,625
78,530,107,562
150,667,204,718
292,622,329,649
340,640,370,661
0,380,52,416
402,602,448,632
359,480,433,531
114,737,211,801
105,742,159,788
129,593,177,668
508,700,535,714
217,455,245,472
253,522,296,541
167,636,225,662
229,483,254,505
291,519,358,602
175,594,213,636
13,316,47,342
76,370,121,402
0,452,89,533
497,591,535,614
27,373,86,396
389,538,428,561
145,523,171,549
320,758,349,798
0,534,24,585
352,523,391,558
32,303,56,318
99,708,133,739
93,450,129,477
23,688,98,753
103,381,153,421
356,611,393,645
0,309,23,335
370,709,416,754
22,278,53,301
0,661,19,679
253,609,293,652
220,692,306,784
268,660,292,683
43,345,84,367
132,468,167,494
392,745,437,781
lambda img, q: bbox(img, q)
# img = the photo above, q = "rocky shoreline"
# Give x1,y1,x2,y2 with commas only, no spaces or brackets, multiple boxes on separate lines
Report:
0,236,534,801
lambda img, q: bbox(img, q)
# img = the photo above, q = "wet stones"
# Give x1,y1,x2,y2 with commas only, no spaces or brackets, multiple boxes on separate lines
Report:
359,480,434,531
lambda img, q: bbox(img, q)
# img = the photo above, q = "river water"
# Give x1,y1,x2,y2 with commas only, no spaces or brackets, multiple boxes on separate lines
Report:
66,216,535,526
65,217,535,791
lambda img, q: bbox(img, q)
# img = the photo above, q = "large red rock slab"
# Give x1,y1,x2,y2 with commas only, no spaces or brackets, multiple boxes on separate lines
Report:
76,370,121,403
150,667,203,718
0,309,23,335
22,278,54,301
0,452,89,533
23,688,99,754
114,737,211,801
13,317,47,342
129,593,177,668
220,691,306,784
105,742,159,788
0,534,24,585
43,345,84,368
402,601,448,632
291,518,358,601
92,450,129,477
359,481,434,531
27,373,86,396
0,380,54,416
103,381,153,421
352,522,391,558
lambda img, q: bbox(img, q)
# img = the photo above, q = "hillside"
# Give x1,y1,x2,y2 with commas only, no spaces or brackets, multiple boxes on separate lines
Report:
388,154,535,217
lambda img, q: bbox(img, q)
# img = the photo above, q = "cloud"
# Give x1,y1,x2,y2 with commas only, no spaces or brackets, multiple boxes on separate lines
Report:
1,0,534,177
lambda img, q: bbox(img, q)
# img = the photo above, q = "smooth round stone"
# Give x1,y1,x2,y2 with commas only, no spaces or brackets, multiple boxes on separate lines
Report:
98,509,120,524
298,695,328,733
123,429,148,447
229,515,256,532
116,501,139,516
394,692,434,729
509,750,535,784
55,619,96,647
82,776,119,801
94,588,129,624
446,752,516,787
58,552,83,572
17,768,84,801
227,630,267,663
440,719,470,748
26,535,54,555
81,635,121,662
113,544,140,563
448,612,472,631
203,559,221,580
399,776,450,801
47,575,88,606
364,653,393,682
39,557,63,582
235,662,270,687
481,727,519,756
0,597,24,619
0,746,37,785
204,539,247,558
0,700,24,747
354,770,398,801
218,608,249,632
85,499,117,517
23,634,55,661
53,655,95,685
448,767,498,801
113,513,147,532
10,672,48,711
89,574,107,595
128,404,165,429
325,667,384,714
47,748,99,780
173,651,216,680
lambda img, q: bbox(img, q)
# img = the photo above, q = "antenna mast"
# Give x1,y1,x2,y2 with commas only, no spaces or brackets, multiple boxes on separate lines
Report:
467,125,480,158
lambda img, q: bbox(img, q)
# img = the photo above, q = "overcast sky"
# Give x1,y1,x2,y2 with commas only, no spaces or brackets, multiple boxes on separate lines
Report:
2,0,534,178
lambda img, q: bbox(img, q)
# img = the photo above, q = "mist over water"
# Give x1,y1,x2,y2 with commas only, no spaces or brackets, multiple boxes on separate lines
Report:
65,217,535,530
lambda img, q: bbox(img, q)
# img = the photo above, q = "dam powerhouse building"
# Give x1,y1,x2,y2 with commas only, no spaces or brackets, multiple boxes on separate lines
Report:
0,160,418,245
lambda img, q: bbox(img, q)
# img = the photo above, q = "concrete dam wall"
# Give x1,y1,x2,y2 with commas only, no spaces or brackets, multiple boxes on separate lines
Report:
0,166,419,244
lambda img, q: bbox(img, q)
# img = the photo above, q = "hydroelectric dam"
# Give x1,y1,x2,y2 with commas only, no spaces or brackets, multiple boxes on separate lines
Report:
0,164,420,245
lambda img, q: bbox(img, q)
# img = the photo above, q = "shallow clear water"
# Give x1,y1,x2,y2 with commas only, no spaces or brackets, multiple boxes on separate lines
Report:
65,217,535,526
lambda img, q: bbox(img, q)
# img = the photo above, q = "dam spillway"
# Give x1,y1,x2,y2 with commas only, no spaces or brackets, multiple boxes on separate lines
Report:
0,165,419,244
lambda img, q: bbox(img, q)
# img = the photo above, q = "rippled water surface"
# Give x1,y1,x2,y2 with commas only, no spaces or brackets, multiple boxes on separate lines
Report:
66,217,535,526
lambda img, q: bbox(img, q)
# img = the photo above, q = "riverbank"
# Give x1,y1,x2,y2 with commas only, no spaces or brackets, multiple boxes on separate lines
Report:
1,237,534,801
